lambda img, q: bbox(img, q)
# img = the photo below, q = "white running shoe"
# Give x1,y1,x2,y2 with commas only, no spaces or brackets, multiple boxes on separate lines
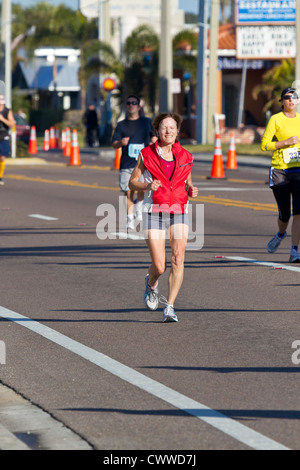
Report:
267,232,287,253
136,210,143,222
144,274,159,310
289,251,300,263
163,304,178,323
135,200,143,221
160,296,178,323
126,216,135,230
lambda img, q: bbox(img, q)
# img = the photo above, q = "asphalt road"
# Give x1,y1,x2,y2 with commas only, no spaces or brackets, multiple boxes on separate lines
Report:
0,147,299,452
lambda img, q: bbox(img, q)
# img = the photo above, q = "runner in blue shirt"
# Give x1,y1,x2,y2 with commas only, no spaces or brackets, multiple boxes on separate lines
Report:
112,95,156,229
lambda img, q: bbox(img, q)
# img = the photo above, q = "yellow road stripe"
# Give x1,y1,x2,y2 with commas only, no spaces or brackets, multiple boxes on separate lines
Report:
227,177,266,185
50,162,112,171
6,174,277,211
6,174,119,191
80,164,111,171
194,195,277,212
193,174,266,185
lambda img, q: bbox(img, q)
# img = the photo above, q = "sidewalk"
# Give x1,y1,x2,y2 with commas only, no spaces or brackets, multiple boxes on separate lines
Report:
193,152,271,168
0,383,92,450
94,147,272,169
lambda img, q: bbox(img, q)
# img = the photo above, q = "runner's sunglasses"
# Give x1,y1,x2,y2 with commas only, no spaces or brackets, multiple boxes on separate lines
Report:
282,93,298,100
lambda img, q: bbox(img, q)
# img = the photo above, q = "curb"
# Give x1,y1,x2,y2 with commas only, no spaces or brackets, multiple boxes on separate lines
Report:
5,153,271,170
6,158,47,165
193,153,270,169
0,383,92,450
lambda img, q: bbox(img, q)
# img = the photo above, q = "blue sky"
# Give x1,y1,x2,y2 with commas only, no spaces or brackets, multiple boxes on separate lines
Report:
14,0,199,14
179,0,198,14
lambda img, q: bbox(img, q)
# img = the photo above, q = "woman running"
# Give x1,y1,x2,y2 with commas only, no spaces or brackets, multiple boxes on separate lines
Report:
261,87,300,263
129,112,198,322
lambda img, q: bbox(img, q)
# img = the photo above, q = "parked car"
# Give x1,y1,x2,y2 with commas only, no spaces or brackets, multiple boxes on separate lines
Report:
14,114,30,143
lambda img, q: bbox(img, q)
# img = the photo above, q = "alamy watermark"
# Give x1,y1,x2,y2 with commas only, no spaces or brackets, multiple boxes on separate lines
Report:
0,340,6,365
292,340,300,365
96,196,204,250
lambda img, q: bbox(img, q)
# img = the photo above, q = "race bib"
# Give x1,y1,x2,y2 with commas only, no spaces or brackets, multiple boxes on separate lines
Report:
282,148,300,164
128,143,144,159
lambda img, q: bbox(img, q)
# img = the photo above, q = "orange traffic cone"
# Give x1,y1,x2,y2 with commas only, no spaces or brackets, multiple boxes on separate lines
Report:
226,132,237,170
114,148,122,169
49,126,55,149
43,129,50,151
28,126,38,154
63,127,71,157
69,129,81,166
209,133,225,178
61,129,66,151
55,128,60,148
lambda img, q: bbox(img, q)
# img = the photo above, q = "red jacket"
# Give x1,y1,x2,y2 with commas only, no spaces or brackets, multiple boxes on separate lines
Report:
141,140,193,214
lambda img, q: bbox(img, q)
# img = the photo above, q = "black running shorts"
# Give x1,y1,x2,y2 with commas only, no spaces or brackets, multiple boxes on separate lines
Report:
269,168,300,222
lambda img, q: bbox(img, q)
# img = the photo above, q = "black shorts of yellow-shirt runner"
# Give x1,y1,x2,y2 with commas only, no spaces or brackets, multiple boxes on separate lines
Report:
269,167,300,222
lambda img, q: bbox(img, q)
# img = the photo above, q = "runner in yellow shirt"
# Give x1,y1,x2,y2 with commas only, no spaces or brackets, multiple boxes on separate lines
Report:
261,87,300,263
0,94,15,185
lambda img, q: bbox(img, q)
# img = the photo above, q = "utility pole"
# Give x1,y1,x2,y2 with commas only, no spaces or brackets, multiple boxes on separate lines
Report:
1,0,12,107
196,0,207,143
206,0,219,144
98,0,110,43
103,0,111,44
98,0,111,143
159,0,173,112
237,59,247,127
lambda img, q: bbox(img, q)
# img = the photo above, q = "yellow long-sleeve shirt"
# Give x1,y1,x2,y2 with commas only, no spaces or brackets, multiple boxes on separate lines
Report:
261,111,300,169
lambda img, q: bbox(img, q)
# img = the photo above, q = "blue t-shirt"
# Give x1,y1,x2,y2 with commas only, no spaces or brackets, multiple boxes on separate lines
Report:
112,116,154,169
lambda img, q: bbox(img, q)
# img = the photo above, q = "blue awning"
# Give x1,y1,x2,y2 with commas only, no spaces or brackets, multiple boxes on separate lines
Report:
19,61,80,91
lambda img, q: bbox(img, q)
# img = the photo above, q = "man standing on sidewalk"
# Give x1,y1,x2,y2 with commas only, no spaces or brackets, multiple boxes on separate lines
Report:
112,95,156,229
83,104,99,148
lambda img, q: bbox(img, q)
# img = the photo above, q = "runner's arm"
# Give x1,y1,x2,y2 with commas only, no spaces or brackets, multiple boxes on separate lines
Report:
261,115,300,151
186,174,198,198
112,137,130,149
0,109,15,128
129,153,149,191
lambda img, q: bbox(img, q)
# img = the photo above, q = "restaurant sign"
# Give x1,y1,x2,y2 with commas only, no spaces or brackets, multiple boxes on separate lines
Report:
236,25,296,58
236,1,296,24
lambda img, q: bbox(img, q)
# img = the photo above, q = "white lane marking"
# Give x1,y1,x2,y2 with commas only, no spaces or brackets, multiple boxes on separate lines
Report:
225,256,300,273
0,306,289,450
28,214,58,221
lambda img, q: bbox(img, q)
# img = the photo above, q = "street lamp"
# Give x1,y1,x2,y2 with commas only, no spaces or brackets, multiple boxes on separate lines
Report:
11,25,36,51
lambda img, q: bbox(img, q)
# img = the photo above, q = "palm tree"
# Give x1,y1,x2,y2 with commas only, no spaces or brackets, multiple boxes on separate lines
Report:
79,39,123,108
123,25,159,115
12,3,98,54
122,25,199,116
252,59,295,112
11,3,100,107
173,30,198,84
